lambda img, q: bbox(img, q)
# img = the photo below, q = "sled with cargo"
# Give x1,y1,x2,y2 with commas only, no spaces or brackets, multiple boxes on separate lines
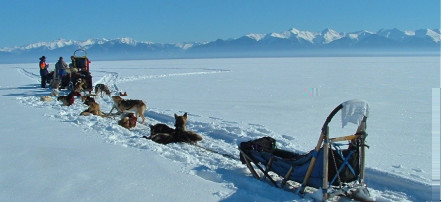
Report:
60,49,93,94
238,99,373,201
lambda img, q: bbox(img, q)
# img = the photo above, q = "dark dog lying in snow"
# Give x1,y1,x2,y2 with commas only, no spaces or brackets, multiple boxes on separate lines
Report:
144,113,202,144
57,91,81,106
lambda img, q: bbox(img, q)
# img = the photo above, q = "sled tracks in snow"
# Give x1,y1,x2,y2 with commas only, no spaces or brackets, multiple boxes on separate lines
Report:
17,68,41,82
16,95,270,177
93,71,120,93
93,69,229,95
116,69,230,83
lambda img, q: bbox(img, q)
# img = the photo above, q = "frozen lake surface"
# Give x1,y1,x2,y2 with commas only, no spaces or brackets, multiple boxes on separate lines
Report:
1,56,438,201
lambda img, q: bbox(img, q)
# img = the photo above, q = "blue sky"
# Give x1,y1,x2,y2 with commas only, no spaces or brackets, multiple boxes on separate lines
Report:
1,0,439,48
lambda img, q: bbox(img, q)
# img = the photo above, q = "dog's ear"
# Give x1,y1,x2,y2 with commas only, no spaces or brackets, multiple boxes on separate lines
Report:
174,113,178,119
183,112,187,120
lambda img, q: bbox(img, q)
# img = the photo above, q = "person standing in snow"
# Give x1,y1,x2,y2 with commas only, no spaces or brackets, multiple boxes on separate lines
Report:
55,56,68,81
39,56,50,88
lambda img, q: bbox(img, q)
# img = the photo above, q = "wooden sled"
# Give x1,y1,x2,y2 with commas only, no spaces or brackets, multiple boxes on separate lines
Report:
238,100,373,201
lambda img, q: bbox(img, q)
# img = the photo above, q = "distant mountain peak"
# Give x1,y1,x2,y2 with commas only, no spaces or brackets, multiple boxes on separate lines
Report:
270,30,292,39
414,29,441,42
289,28,300,34
118,37,136,45
320,28,342,44
246,33,266,41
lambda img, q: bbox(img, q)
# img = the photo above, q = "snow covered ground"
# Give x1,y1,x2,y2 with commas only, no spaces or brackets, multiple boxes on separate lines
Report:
0,56,439,201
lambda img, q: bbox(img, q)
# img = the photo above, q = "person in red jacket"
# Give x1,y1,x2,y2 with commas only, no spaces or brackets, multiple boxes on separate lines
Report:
39,56,50,88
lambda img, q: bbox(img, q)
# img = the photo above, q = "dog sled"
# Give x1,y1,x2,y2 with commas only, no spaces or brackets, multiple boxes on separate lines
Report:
238,99,372,201
60,49,93,93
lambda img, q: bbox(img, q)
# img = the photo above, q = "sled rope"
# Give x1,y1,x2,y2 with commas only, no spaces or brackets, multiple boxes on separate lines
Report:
191,143,241,161
140,135,240,161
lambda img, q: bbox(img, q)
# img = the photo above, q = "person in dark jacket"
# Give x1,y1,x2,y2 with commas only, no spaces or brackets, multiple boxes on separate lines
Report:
55,56,68,80
39,56,50,88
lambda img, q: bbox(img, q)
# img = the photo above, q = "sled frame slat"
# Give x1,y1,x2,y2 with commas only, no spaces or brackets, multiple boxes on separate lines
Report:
281,165,294,188
262,156,275,181
238,148,279,187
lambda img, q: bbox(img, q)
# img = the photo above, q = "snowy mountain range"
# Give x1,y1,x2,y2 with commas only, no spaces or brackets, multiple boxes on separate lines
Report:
1,28,440,63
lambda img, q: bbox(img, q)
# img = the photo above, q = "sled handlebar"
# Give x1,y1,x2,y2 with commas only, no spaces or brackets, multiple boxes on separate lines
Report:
74,49,87,57
321,104,343,133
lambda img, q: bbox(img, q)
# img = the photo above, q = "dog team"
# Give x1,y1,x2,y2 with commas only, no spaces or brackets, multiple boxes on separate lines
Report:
42,83,202,145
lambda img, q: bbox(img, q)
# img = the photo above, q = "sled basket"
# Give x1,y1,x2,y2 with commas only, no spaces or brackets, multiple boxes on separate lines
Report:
73,49,90,73
238,99,371,200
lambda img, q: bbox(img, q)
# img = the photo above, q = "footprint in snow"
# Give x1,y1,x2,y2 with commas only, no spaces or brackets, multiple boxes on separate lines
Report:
222,120,238,125
282,135,295,140
411,168,423,172
192,165,223,183
249,123,264,127
392,165,403,169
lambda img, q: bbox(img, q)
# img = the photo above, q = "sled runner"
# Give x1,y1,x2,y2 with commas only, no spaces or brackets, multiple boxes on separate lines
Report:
238,99,372,201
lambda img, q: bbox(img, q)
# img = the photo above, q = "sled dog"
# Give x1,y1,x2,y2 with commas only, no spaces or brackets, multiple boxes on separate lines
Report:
81,95,95,103
57,96,70,106
95,84,111,97
147,113,202,144
118,113,137,129
111,96,146,123
149,123,175,135
41,96,52,102
73,78,87,93
174,112,203,142
57,91,81,106
49,77,60,89
80,97,105,117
